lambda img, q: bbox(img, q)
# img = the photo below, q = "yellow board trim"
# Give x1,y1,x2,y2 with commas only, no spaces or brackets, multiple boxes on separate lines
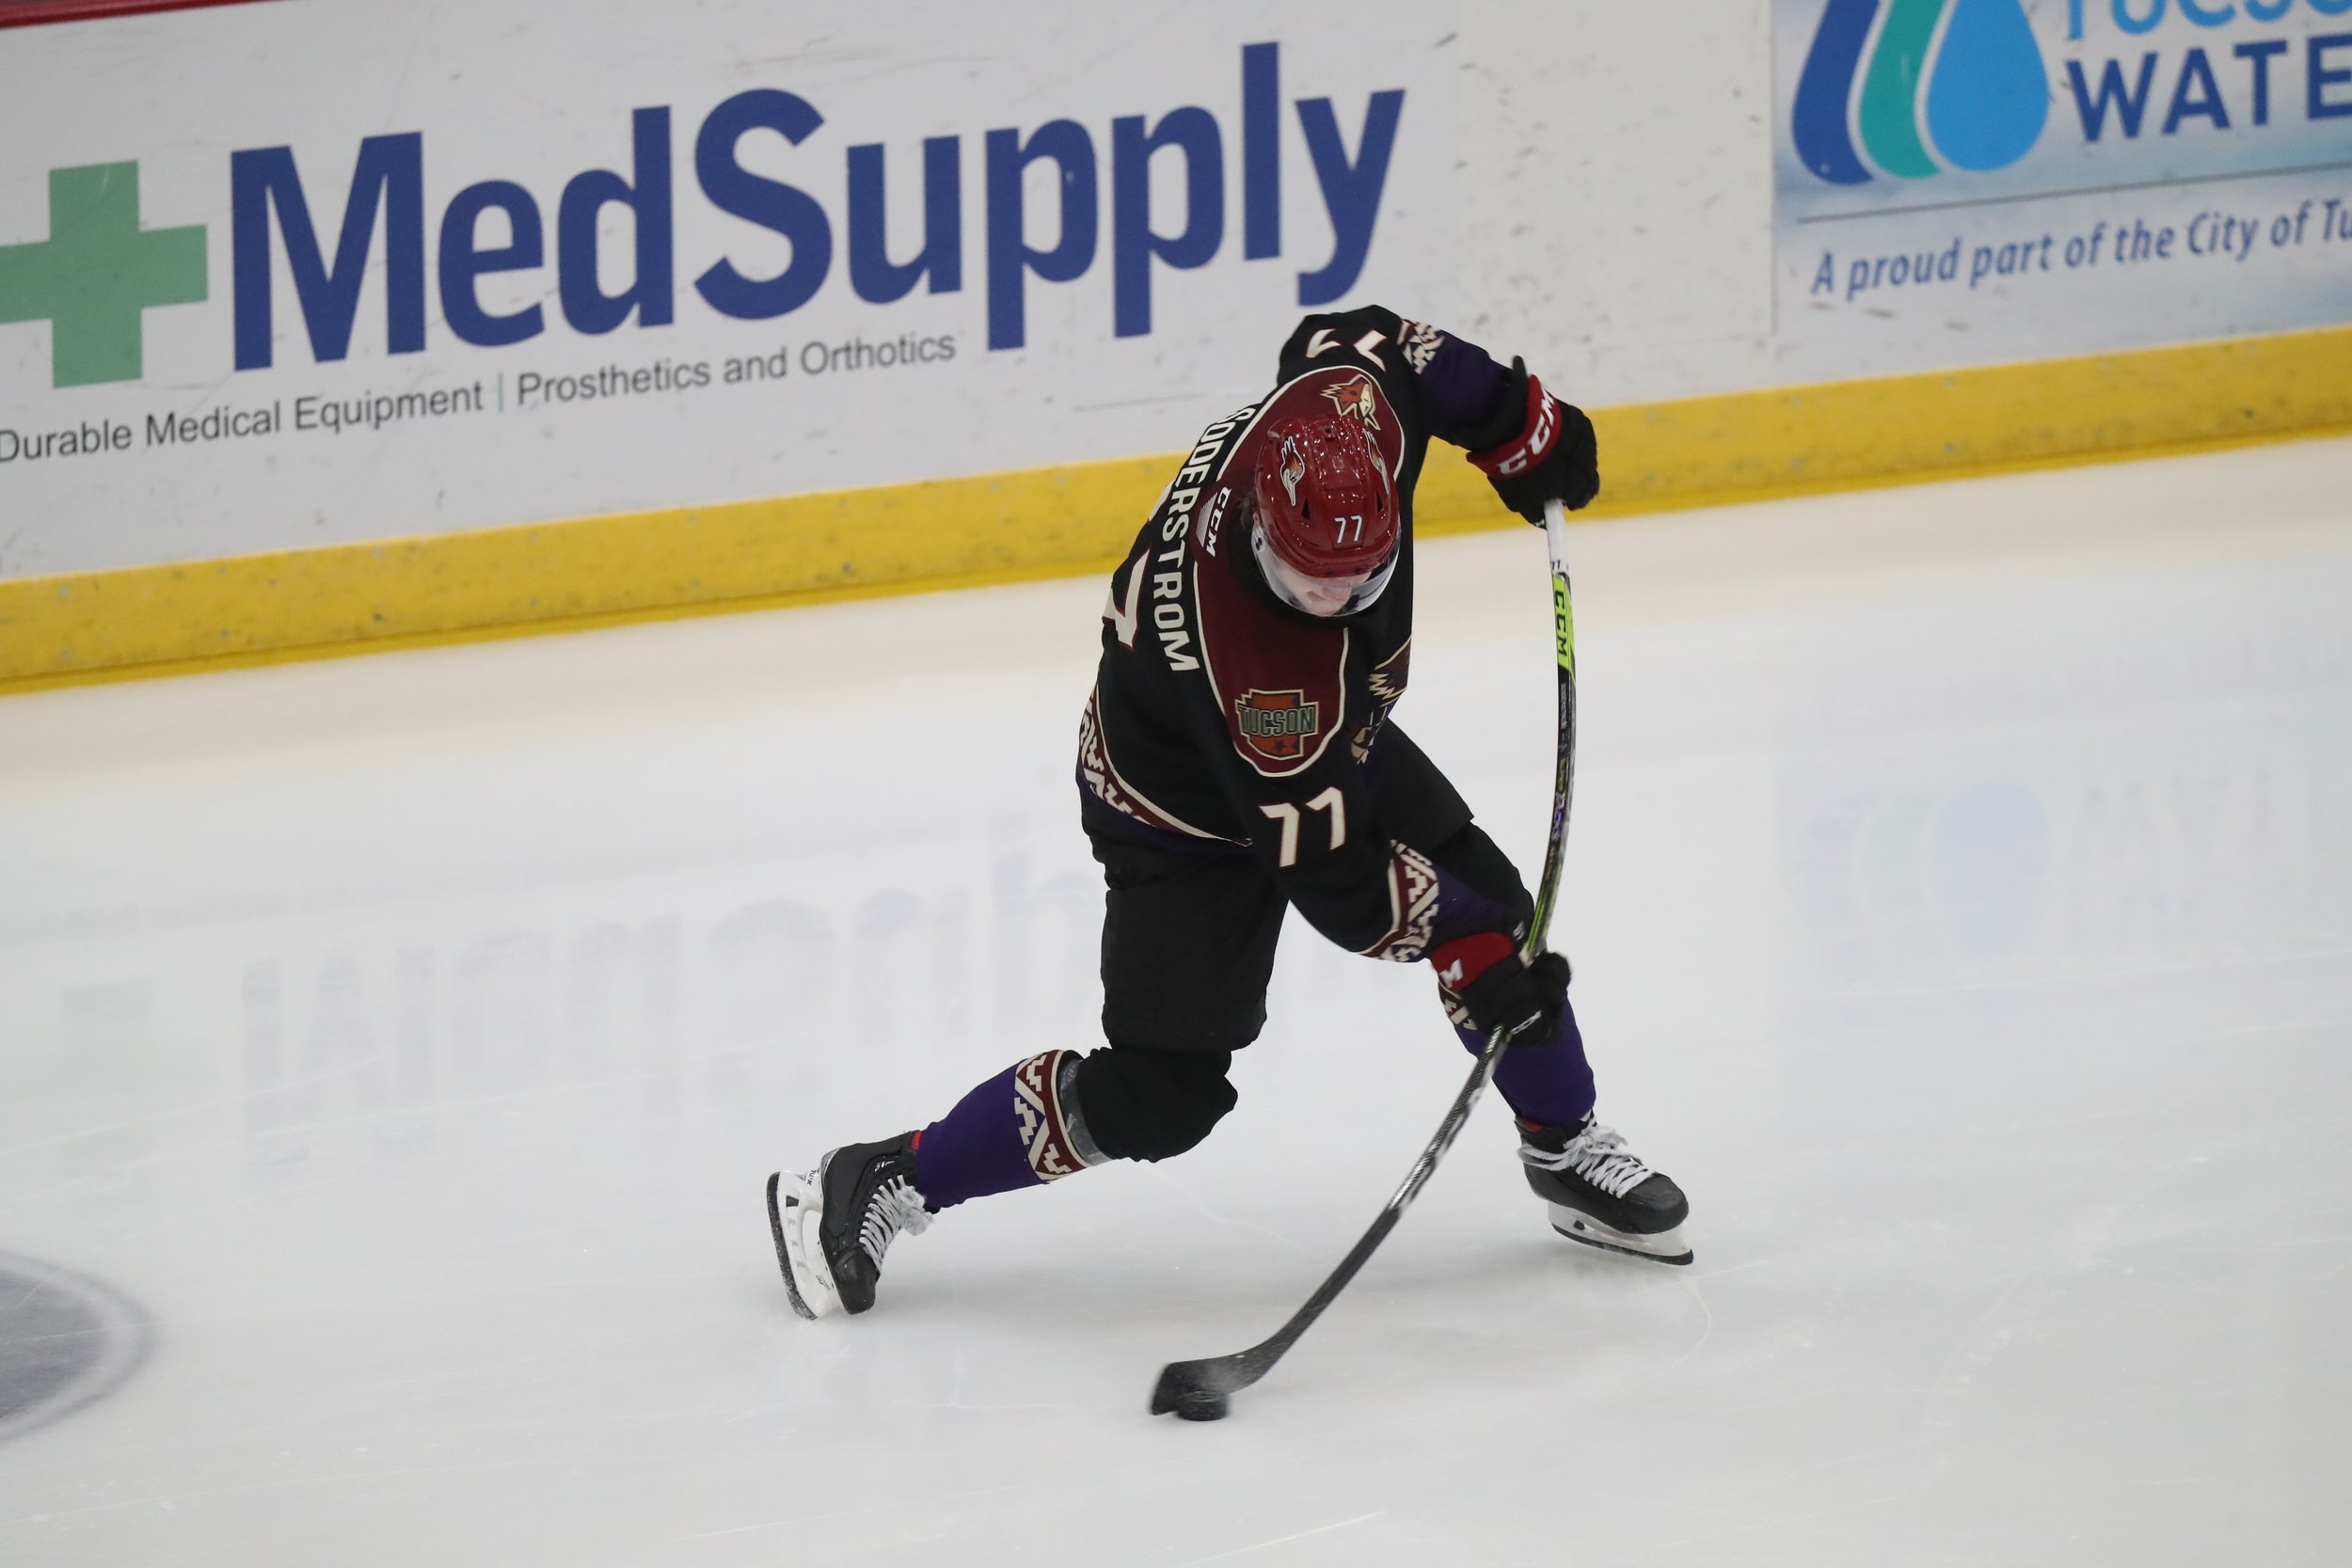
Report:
7,324,2352,695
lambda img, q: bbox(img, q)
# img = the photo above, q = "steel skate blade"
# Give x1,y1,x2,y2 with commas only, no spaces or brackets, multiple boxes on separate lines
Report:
767,1171,839,1319
1545,1203,1692,1266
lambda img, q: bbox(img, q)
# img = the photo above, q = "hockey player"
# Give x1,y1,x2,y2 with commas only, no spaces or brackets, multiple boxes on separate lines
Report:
770,307,1691,1320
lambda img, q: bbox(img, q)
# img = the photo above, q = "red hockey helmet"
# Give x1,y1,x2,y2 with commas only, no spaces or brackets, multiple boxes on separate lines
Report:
1249,414,1400,617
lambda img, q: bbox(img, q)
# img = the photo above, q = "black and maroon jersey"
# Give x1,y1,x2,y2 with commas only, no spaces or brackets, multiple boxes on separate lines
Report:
1076,306,1529,963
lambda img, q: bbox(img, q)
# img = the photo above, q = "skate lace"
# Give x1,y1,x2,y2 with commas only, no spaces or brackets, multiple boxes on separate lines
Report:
858,1175,932,1269
1522,1121,1653,1198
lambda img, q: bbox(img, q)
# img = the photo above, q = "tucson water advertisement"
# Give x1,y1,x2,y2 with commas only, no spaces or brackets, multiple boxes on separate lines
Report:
1775,0,2352,376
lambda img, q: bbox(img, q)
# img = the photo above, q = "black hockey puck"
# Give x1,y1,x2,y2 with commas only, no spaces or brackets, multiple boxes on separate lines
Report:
1173,1388,1229,1421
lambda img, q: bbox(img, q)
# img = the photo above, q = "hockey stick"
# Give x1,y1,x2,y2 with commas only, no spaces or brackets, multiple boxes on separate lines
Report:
1150,497,1579,1420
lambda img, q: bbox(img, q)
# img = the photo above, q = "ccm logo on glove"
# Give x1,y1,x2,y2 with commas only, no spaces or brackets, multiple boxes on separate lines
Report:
1469,359,1600,522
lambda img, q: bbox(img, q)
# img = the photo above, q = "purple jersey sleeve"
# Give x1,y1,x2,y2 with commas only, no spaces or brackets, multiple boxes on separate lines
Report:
1397,317,1517,446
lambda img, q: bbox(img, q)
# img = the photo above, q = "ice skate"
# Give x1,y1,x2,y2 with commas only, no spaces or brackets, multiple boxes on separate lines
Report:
1518,1115,1692,1265
766,1132,932,1319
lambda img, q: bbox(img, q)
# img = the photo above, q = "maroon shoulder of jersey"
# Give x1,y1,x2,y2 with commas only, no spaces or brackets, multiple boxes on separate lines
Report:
1193,368,1410,780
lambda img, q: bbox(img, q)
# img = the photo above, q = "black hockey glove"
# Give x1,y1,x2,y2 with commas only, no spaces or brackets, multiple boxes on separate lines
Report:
1439,942,1571,1049
1467,357,1599,522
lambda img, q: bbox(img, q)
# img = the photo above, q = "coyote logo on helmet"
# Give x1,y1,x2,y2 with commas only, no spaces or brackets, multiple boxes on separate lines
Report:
1274,436,1307,507
1318,373,1381,431
1234,688,1322,762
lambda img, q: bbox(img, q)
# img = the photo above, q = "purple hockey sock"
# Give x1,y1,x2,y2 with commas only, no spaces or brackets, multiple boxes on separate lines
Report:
1453,993,1597,1129
912,1049,1102,1210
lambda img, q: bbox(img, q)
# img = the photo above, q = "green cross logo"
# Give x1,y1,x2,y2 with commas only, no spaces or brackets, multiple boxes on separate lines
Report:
0,162,208,389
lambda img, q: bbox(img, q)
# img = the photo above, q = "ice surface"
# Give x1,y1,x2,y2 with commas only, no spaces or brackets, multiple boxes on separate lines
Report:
1,439,2348,1564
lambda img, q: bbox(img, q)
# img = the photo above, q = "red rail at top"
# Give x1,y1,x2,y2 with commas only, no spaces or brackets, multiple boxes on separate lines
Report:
0,0,276,30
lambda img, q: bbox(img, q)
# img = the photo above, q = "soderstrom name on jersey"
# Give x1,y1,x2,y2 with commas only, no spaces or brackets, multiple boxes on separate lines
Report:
1105,399,1262,673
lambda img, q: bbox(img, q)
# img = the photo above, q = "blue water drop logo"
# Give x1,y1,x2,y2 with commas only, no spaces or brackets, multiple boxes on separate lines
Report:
1792,0,1881,186
1925,0,2050,171
1791,0,2049,185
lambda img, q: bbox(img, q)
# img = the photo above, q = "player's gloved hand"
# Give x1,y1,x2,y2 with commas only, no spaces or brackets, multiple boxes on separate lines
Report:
1433,933,1571,1049
1466,357,1599,522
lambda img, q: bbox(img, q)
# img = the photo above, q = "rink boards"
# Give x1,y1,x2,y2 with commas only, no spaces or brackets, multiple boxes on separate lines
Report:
5,324,2351,693
5,0,2352,690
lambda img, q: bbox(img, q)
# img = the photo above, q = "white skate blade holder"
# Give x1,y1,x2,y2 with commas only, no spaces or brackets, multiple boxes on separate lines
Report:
766,1170,845,1318
1545,1202,1694,1266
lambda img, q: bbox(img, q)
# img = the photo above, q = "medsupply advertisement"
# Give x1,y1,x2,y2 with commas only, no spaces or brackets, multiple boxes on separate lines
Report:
0,1,1457,578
